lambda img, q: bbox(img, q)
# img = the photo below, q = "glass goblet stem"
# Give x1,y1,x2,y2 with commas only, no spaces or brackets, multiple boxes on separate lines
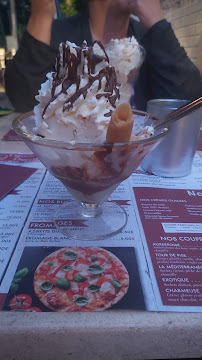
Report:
79,202,102,218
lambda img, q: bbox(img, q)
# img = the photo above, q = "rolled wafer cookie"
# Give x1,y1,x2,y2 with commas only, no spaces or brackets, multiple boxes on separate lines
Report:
106,103,134,143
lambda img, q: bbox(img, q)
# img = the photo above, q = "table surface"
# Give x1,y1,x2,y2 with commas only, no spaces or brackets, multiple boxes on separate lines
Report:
0,112,202,360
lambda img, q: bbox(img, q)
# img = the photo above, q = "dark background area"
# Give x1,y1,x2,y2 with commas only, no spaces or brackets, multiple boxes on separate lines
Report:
0,0,77,47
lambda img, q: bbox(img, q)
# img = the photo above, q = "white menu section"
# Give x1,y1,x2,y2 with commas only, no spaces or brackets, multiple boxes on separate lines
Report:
0,154,46,282
162,223,202,233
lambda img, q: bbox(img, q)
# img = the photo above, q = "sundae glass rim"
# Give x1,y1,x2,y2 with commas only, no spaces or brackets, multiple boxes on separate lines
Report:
13,110,169,151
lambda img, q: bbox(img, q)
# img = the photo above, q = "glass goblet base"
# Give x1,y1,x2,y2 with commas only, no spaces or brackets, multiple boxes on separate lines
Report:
53,200,127,240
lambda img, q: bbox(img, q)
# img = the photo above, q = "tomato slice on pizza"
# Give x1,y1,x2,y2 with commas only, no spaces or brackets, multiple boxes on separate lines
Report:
34,247,129,311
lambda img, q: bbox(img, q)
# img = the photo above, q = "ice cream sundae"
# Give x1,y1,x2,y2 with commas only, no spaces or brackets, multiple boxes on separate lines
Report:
33,38,146,143
13,38,168,240
105,36,145,103
34,40,120,143
105,36,143,84
30,38,151,202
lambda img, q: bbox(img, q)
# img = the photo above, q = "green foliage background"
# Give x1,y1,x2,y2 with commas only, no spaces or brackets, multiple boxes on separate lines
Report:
15,0,80,41
59,0,78,17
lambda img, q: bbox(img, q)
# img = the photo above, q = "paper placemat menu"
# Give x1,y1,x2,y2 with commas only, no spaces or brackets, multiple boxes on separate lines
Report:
0,154,201,313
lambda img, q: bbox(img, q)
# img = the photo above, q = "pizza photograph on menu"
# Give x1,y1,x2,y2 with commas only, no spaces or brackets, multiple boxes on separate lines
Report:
34,247,129,312
2,246,145,312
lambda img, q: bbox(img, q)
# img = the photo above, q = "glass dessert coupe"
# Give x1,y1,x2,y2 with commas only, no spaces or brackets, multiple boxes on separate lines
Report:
13,111,168,240
105,42,146,105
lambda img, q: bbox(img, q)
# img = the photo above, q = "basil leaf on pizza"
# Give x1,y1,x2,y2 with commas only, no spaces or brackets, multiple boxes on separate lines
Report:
41,281,53,291
62,265,72,272
48,261,54,266
74,297,89,306
56,278,71,290
111,279,122,288
88,264,105,275
63,251,77,260
88,285,99,292
73,273,85,282
91,255,97,262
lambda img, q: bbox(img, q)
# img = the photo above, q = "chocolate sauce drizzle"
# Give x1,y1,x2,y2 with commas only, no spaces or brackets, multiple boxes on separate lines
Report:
42,41,120,118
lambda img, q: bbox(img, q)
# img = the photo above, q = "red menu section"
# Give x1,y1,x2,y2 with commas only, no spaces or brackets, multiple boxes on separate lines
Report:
0,153,38,163
197,130,202,151
3,129,21,141
133,187,202,306
0,294,7,311
0,164,37,200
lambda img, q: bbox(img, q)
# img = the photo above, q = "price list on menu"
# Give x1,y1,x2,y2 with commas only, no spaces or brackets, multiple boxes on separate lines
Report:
133,186,202,307
0,154,45,281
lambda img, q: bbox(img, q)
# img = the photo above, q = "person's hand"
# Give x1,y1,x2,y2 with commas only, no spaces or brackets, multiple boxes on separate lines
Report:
30,0,56,21
128,0,164,30
27,0,56,44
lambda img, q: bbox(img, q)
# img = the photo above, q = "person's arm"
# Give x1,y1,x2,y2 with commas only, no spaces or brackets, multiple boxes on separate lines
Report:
141,20,202,102
130,0,202,110
128,0,164,30
27,0,56,44
5,0,57,113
